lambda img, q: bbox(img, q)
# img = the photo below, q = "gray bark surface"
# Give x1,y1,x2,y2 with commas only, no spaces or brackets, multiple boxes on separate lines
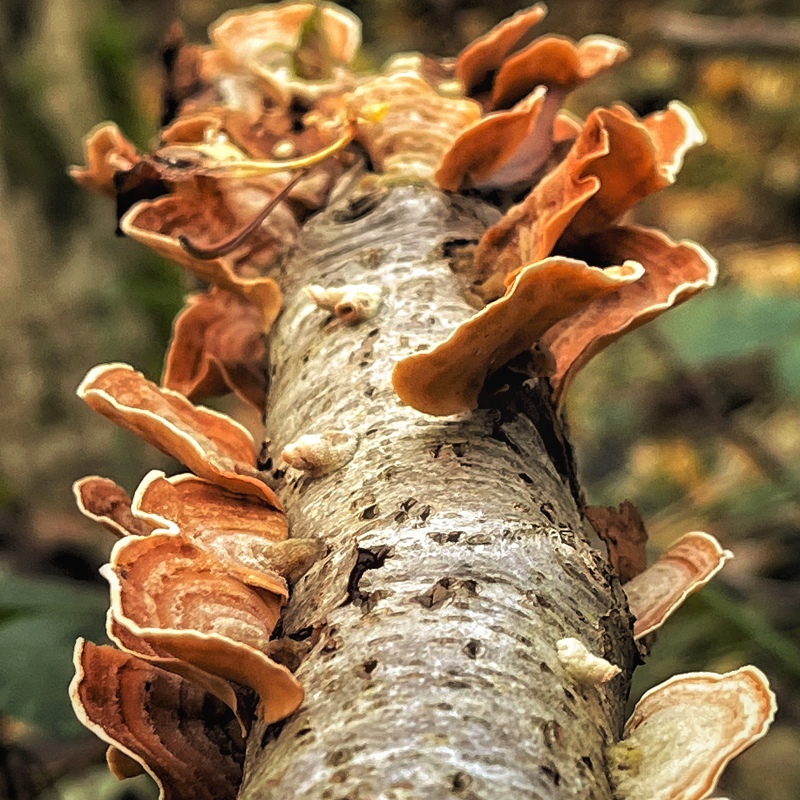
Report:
240,175,637,799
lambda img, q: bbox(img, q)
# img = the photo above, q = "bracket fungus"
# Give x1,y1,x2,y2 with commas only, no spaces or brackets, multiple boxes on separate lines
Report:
104,533,303,723
73,476,154,539
304,282,382,324
70,640,244,800
163,287,268,413
281,429,359,476
392,257,643,416
609,667,776,800
78,363,281,508
624,532,733,640
556,637,621,685
70,122,140,195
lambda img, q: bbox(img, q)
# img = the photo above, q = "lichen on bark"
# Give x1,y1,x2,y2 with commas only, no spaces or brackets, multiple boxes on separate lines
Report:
240,175,637,799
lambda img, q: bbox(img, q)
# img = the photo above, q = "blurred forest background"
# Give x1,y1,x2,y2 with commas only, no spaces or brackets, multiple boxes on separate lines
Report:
1,0,799,797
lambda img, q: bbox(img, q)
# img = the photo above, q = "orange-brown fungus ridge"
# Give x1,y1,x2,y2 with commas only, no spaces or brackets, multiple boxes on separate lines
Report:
69,2,740,797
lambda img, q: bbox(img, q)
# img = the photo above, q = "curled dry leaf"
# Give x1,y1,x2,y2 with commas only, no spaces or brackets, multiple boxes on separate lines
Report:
455,4,548,96
346,70,481,182
584,499,648,584
70,640,244,800
73,476,154,539
474,102,705,299
105,533,303,723
543,225,717,405
77,363,281,509
624,532,733,640
163,287,268,413
210,1,361,107
556,638,621,685
70,122,140,195
490,34,630,110
304,283,382,324
609,667,776,800
281,430,359,476
392,257,643,416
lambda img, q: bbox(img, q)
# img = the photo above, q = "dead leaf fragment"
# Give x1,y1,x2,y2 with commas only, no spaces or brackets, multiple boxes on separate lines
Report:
584,499,648,583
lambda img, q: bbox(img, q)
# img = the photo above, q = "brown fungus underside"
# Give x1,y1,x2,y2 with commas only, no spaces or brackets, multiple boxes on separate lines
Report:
68,2,774,799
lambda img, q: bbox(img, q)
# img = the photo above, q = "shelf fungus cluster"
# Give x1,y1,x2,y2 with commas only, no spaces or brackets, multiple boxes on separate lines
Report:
69,1,773,797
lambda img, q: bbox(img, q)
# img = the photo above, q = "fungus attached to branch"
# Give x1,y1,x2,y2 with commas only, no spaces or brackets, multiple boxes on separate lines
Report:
609,667,776,800
70,640,244,800
624,531,733,640
78,363,281,509
304,283,382,324
556,638,621,685
392,257,643,416
163,287,268,413
105,533,304,723
70,122,140,195
281,430,359,476
73,476,154,539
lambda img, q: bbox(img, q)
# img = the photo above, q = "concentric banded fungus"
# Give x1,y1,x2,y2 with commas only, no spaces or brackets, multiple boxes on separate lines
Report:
392,257,643,416
209,2,361,107
120,182,286,328
163,287,268,413
624,531,733,640
70,639,244,800
454,4,548,96
609,667,776,800
105,533,303,723
133,470,321,588
77,363,281,508
474,102,706,298
346,71,481,182
73,476,153,538
70,122,140,195
542,225,717,405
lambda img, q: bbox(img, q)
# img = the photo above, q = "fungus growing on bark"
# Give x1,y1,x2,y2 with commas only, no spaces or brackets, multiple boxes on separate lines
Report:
392,257,643,416
132,470,322,585
304,283,382,324
609,667,776,800
454,4,548,97
209,2,361,107
70,639,244,800
78,363,281,508
73,476,153,538
70,122,140,195
104,533,303,723
474,101,707,300
556,638,621,685
624,532,733,640
163,287,268,413
281,430,359,476
584,499,649,583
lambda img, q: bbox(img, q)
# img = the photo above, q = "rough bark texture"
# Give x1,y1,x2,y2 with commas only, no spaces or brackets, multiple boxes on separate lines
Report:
240,174,637,799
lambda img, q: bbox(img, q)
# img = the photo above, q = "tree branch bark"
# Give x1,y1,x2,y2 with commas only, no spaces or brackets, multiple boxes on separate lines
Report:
239,175,637,799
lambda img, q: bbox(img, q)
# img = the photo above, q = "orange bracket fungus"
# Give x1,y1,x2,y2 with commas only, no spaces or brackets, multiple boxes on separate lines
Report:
70,639,244,800
624,532,733,640
392,257,643,416
73,476,154,539
609,667,776,800
78,362,281,508
69,122,140,195
104,533,303,723
162,287,269,413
